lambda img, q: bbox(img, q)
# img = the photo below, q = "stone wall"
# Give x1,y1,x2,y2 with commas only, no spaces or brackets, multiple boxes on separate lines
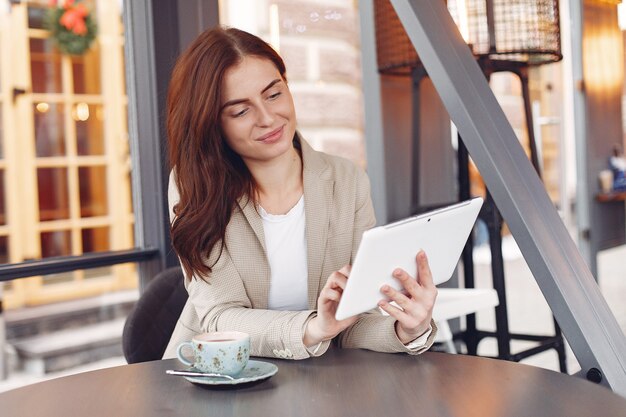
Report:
276,0,365,167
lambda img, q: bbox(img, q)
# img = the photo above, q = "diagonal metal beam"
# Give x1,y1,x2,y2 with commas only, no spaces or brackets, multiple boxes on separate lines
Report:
387,0,626,395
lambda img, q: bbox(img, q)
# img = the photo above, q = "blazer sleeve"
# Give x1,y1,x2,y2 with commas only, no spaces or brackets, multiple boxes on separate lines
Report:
334,168,438,354
168,170,320,360
186,255,323,360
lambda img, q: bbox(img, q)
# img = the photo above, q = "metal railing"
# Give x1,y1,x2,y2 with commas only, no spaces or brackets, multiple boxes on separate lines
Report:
0,247,160,380
0,248,160,282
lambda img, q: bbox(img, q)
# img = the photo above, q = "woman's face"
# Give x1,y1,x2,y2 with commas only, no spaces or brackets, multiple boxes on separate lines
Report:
219,56,297,165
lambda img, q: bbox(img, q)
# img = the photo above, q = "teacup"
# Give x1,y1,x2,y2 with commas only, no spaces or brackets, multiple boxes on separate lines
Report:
176,331,250,376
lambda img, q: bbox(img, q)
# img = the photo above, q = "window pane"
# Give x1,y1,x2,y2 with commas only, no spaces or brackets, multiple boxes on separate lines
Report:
42,272,74,285
38,167,70,221
0,0,136,388
79,166,108,217
40,230,72,258
0,170,5,226
72,47,102,94
27,6,46,29
82,227,109,253
84,266,113,280
34,102,66,157
0,103,4,159
75,104,104,155
0,235,8,263
30,38,63,94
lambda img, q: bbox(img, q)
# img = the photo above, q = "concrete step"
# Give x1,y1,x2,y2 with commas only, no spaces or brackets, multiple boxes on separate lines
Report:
10,318,126,375
5,290,138,340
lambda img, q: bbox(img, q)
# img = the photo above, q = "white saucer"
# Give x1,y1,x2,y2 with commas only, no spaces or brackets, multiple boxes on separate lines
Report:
183,360,278,386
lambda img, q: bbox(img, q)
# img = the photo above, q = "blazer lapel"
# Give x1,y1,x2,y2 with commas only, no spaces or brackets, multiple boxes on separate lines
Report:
236,193,271,308
300,137,333,309
237,193,266,254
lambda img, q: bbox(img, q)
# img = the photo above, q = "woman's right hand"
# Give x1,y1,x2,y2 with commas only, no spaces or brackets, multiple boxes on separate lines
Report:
303,265,358,347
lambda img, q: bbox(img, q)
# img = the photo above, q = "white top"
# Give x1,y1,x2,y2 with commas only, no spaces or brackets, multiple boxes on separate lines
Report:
260,195,308,311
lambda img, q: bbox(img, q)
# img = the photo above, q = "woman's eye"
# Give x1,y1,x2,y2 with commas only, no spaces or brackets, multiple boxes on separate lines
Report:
233,108,248,118
268,92,281,100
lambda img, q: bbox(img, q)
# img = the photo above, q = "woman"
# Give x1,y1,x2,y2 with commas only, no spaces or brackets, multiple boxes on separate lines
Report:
163,27,437,360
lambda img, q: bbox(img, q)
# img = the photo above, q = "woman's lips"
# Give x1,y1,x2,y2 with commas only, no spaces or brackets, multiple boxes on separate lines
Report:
256,126,284,143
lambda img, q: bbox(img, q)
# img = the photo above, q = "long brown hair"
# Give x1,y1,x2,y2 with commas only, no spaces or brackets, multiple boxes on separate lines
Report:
167,27,287,279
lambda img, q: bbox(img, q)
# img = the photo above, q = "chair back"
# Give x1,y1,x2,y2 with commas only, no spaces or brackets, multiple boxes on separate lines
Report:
122,267,188,363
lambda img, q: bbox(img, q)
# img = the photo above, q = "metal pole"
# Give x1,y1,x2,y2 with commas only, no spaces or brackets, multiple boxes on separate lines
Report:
388,0,626,395
359,0,390,224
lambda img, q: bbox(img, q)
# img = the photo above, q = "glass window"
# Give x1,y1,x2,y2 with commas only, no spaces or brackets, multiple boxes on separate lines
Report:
75,103,104,155
0,235,8,264
30,38,63,94
84,266,113,279
38,167,70,221
82,227,109,253
0,170,5,226
34,102,66,157
42,271,74,285
0,103,4,159
40,229,72,258
0,0,138,391
27,5,46,29
72,47,102,94
79,166,108,217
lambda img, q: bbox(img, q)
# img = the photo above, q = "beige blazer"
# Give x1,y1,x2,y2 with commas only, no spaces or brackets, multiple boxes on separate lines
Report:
163,135,437,360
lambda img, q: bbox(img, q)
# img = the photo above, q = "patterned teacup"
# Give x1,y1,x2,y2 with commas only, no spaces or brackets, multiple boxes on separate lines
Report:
176,331,250,377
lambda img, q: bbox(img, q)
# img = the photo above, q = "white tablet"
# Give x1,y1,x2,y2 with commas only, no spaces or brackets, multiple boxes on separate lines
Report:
334,197,483,321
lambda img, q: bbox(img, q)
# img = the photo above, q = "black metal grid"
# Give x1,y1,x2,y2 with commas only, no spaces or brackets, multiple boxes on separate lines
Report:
374,0,562,75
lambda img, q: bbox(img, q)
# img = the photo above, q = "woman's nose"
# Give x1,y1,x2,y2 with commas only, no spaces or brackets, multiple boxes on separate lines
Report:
256,103,275,127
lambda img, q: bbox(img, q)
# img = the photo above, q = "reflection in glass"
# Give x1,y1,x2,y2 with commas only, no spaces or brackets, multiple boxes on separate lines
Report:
0,235,8,264
0,170,5,225
79,166,108,217
38,168,70,221
34,102,66,157
72,47,102,94
30,38,63,93
76,104,104,155
82,227,109,253
40,230,72,258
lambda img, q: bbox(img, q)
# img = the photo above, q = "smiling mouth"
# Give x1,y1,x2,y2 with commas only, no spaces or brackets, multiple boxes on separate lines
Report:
256,126,284,142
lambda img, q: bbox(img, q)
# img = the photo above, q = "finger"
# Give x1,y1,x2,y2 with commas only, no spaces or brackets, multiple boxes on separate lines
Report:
380,284,412,310
320,287,342,303
416,250,435,289
326,271,349,291
378,299,411,322
338,264,351,277
380,299,430,332
391,268,420,299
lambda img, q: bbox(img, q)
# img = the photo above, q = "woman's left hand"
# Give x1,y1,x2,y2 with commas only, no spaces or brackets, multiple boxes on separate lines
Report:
377,250,438,344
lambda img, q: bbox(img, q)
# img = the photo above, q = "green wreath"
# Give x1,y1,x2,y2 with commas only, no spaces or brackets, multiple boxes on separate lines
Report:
45,2,97,56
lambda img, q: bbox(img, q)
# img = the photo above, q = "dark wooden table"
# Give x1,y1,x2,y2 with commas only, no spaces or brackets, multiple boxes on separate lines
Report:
1,349,626,417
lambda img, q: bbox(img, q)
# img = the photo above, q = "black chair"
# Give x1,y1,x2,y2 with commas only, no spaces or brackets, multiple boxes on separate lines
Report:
122,266,188,363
